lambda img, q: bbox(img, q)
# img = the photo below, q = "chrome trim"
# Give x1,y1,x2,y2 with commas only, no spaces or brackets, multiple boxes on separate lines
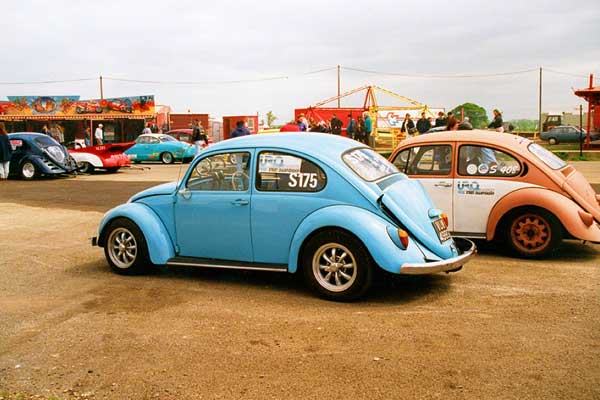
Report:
400,238,476,275
166,261,286,272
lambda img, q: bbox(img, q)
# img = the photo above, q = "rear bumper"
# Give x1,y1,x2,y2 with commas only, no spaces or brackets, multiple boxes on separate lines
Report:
400,238,476,275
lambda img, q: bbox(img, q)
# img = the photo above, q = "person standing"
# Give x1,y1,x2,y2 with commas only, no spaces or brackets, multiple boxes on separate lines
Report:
446,116,459,131
435,111,447,127
0,122,12,180
41,124,51,136
84,127,91,147
488,109,504,132
94,124,104,145
330,113,343,135
356,115,365,143
346,113,357,140
363,112,373,146
142,123,152,135
416,112,431,134
192,119,203,155
401,113,415,135
231,120,251,138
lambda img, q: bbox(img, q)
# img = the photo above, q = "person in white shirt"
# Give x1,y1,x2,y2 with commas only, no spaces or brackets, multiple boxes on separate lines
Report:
94,124,104,145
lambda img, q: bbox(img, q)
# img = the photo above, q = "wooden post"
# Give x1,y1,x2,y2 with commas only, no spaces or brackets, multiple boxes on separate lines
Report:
337,65,341,108
537,67,542,140
579,104,583,157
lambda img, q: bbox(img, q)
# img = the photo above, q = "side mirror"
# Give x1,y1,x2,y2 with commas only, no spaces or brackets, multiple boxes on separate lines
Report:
178,187,192,200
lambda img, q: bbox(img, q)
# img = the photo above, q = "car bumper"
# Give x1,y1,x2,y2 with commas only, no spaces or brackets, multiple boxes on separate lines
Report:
400,238,476,275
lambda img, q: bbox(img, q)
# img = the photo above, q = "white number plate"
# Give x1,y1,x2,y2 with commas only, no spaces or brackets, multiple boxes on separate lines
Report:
432,218,451,242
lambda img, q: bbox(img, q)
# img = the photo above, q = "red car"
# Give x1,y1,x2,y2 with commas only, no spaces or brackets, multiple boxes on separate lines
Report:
68,142,134,173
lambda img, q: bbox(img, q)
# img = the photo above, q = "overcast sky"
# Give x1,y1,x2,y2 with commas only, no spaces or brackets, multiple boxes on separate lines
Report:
1,0,599,122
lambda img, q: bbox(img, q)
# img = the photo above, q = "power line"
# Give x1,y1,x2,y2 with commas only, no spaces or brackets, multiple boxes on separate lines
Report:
342,66,538,78
0,78,97,85
544,68,589,79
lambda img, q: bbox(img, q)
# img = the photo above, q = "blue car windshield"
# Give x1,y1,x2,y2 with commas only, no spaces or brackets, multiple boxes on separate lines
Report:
34,136,58,148
343,148,400,182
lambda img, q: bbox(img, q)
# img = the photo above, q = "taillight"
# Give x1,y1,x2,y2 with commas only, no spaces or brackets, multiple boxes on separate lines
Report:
398,229,409,248
441,212,449,227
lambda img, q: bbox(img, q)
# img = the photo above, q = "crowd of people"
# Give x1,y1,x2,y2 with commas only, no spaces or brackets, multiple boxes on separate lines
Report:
279,112,374,145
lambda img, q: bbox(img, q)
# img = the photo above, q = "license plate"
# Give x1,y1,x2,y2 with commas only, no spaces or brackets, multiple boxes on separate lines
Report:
432,217,451,242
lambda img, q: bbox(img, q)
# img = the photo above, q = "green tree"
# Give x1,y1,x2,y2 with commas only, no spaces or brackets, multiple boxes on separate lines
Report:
450,103,489,128
266,111,277,127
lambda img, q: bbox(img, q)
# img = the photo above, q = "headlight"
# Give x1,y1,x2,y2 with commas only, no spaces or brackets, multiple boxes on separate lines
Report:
46,146,66,163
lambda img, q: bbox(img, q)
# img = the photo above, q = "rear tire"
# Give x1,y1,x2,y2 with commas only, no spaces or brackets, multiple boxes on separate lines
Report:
503,208,562,259
103,218,150,275
302,230,373,301
78,161,94,174
161,152,174,164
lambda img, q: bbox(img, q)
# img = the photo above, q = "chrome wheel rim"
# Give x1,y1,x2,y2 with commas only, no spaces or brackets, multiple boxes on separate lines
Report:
107,228,138,269
312,243,357,292
22,163,35,178
162,153,173,163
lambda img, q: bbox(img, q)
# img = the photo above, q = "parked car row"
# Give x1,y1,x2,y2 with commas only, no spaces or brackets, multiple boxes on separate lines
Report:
540,125,600,145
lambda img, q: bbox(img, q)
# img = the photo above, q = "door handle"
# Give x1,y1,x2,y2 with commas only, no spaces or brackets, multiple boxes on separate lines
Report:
434,182,453,188
231,199,249,206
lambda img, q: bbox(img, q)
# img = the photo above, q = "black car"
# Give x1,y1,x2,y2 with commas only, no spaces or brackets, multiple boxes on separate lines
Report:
8,132,78,180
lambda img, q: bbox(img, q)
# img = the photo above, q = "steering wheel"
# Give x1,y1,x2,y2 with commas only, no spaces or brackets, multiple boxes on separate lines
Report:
231,171,249,191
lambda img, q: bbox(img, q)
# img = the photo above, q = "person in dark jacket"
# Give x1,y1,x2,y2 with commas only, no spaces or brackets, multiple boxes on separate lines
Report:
401,113,415,135
231,120,251,138
330,114,343,135
346,113,357,139
435,111,447,127
488,109,504,132
416,112,432,134
0,122,12,180
363,112,373,146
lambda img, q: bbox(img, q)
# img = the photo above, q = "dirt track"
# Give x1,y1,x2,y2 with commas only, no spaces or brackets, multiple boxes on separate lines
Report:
1,164,599,399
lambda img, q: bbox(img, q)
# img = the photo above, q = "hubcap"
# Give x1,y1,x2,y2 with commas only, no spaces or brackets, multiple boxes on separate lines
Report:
107,227,138,269
511,214,551,252
22,163,35,178
312,243,357,292
163,153,173,163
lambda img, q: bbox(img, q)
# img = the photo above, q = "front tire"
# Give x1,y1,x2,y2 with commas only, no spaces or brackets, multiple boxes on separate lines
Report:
548,137,558,145
20,161,37,180
103,218,150,275
503,209,562,258
302,230,373,301
160,152,174,164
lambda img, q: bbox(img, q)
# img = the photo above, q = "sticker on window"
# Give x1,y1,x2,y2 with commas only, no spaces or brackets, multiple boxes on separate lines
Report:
259,154,302,174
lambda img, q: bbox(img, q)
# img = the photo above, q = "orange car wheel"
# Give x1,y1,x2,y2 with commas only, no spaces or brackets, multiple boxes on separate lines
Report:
505,210,562,259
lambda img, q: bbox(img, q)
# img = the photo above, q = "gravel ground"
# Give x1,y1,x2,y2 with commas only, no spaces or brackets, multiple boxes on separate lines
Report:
0,164,599,399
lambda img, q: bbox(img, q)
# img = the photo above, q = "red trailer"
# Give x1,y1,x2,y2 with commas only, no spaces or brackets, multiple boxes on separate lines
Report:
170,113,210,133
222,115,259,140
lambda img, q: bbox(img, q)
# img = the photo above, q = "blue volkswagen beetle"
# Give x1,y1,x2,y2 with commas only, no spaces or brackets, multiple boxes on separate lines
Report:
125,133,196,164
8,132,78,180
93,133,475,300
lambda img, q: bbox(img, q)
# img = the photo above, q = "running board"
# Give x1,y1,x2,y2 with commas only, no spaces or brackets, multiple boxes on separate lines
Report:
166,256,288,272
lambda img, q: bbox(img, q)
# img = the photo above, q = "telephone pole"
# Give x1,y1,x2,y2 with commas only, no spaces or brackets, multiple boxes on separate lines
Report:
337,65,341,108
537,67,542,139
99,75,104,99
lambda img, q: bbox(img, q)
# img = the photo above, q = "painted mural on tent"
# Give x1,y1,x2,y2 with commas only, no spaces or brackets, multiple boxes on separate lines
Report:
0,95,154,116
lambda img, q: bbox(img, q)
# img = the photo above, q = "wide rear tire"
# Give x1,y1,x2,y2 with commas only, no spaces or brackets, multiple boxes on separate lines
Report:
302,230,373,301
503,208,562,259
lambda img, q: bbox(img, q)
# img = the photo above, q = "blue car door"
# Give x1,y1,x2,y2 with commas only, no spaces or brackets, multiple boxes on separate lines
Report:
174,150,254,261
251,150,332,264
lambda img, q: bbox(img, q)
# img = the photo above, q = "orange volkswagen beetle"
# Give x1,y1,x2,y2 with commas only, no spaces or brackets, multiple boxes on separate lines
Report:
389,130,600,258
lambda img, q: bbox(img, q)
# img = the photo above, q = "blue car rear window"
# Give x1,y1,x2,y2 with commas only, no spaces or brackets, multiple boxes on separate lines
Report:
343,148,400,182
34,136,57,147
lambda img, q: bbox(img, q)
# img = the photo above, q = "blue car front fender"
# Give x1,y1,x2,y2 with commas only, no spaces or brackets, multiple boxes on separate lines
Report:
287,205,427,274
97,202,175,265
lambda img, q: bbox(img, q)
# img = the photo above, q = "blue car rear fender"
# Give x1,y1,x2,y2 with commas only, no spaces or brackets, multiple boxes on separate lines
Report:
97,203,175,265
287,205,428,274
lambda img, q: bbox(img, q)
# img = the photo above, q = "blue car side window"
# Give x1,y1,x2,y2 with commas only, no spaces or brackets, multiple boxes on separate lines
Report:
256,151,327,192
187,152,251,192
